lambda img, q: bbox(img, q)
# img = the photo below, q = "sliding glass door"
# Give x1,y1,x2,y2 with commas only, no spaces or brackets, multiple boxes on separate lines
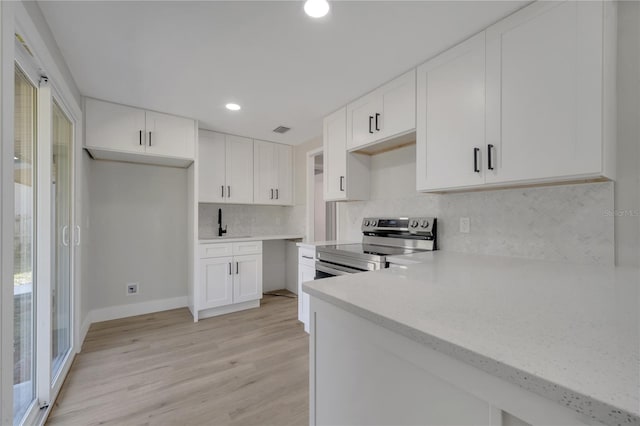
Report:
12,59,76,425
51,100,73,381
13,64,37,425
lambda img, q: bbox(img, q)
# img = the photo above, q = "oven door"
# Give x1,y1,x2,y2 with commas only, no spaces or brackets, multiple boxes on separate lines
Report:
315,261,366,279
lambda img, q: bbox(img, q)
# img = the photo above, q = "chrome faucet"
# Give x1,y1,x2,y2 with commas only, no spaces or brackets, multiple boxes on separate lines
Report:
218,208,227,237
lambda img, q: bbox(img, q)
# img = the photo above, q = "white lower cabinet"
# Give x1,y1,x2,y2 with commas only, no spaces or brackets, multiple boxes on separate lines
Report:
198,241,263,319
297,246,315,333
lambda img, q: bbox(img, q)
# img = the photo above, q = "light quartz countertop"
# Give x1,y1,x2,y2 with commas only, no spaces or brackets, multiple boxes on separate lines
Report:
199,234,304,244
296,240,358,249
303,251,640,426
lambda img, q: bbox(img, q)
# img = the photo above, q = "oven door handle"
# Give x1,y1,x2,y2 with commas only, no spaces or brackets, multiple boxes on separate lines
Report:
316,262,364,276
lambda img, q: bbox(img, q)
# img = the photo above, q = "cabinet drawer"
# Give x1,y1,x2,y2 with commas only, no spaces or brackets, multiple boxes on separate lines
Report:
199,243,233,259
299,247,316,267
233,241,262,256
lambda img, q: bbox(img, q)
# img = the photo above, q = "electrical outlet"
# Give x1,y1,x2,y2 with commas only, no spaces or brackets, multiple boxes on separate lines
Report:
459,217,470,234
126,283,139,296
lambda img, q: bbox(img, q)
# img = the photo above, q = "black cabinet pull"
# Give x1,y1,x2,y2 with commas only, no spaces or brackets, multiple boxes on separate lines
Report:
228,262,232,275
139,130,143,146
227,186,231,198
368,116,374,134
270,189,274,200
221,186,225,198
487,144,495,170
236,262,239,275
148,131,152,146
339,176,345,191
302,256,313,260
375,113,380,131
473,148,480,173
275,189,279,199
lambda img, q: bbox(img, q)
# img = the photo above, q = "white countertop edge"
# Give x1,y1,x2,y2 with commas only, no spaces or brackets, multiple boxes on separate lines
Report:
302,273,639,426
296,240,358,248
199,234,304,244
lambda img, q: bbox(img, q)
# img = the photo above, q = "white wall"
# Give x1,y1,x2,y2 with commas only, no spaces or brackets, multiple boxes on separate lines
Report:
88,161,188,313
314,172,326,239
615,0,640,267
338,145,615,265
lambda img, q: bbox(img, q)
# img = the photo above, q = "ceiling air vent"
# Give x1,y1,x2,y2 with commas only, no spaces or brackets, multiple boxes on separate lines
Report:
273,126,291,134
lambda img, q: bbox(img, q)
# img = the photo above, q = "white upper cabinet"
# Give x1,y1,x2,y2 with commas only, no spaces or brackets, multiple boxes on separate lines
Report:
198,131,227,203
145,110,195,159
324,107,370,201
417,33,486,191
416,0,615,192
484,0,613,184
85,98,196,167
225,135,254,204
85,98,146,154
346,70,416,151
198,131,253,204
253,140,292,205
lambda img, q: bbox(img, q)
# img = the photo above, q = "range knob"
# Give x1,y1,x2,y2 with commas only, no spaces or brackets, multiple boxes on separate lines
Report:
411,220,419,227
421,220,429,228
371,220,378,227
364,220,370,227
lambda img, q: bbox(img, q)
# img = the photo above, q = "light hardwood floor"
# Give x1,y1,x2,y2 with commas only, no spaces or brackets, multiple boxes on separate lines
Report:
47,295,309,426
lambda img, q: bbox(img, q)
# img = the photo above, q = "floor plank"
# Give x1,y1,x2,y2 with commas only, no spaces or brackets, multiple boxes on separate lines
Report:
47,295,309,426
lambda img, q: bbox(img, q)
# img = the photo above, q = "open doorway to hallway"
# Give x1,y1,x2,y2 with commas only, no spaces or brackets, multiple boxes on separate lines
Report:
307,149,336,242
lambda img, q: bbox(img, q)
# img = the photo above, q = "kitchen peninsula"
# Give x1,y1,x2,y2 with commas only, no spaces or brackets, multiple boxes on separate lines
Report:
304,252,640,426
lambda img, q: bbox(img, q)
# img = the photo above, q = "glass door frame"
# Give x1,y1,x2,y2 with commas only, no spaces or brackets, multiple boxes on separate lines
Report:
2,2,82,424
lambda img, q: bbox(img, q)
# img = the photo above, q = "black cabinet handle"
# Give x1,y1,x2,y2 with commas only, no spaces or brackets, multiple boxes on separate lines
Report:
473,148,480,173
275,189,279,199
139,130,143,146
236,262,239,275
302,256,313,260
227,186,231,198
221,186,225,198
148,131,152,146
270,189,274,200
375,113,380,131
488,144,495,170
228,262,232,275
368,116,374,134
339,176,345,191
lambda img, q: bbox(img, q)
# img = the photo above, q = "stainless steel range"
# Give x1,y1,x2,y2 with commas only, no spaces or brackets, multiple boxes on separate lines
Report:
315,217,437,278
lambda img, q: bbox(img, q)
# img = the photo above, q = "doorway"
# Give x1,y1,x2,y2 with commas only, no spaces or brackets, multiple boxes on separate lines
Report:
307,149,336,242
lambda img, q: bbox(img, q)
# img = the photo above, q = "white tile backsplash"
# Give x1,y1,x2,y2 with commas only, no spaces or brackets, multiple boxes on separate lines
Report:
199,203,304,239
337,145,615,265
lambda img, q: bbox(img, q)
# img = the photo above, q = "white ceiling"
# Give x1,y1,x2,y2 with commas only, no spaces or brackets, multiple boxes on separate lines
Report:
38,1,527,145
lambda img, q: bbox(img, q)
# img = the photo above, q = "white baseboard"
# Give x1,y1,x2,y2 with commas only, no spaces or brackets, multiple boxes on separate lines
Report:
90,296,188,323
79,314,92,349
197,299,260,321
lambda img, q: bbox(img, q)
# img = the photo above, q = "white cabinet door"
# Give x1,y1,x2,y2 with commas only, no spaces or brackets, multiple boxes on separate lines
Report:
253,140,277,204
298,264,314,333
85,98,146,153
145,111,195,159
198,131,227,203
346,93,381,150
233,254,263,303
275,143,292,205
416,33,486,191
485,1,604,184
200,256,234,309
324,108,348,200
346,70,416,151
225,135,254,204
378,69,416,141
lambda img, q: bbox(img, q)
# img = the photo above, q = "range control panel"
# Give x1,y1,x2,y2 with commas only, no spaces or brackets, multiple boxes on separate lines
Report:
361,217,436,235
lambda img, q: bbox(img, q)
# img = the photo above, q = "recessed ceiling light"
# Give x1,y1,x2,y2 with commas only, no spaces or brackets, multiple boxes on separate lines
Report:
14,156,18,161
225,103,241,111
304,0,330,18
